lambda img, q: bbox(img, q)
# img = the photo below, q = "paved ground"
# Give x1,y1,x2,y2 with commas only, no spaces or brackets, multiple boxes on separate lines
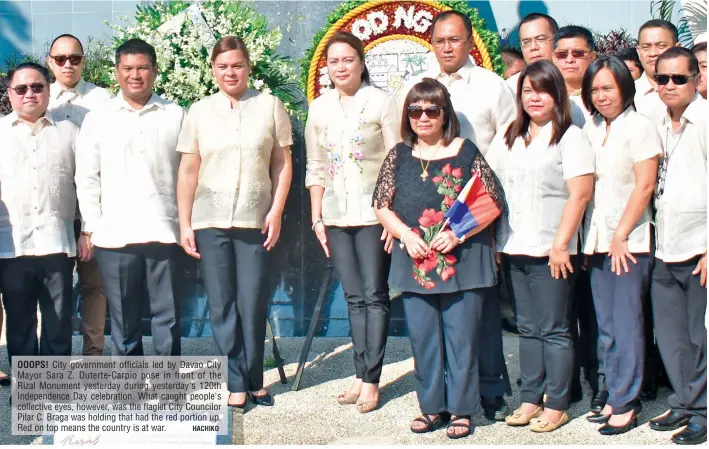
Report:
0,328,680,445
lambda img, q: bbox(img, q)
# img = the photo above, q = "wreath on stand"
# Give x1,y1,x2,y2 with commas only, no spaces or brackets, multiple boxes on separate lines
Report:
299,0,503,104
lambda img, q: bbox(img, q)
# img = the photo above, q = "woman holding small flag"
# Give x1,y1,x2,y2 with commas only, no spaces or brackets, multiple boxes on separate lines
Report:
486,60,595,433
373,78,505,439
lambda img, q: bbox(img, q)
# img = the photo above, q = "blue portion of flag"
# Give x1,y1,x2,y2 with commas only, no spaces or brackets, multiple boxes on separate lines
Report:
445,201,479,238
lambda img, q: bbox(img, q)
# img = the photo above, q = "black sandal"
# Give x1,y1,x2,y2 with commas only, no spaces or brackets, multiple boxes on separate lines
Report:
410,413,451,434
447,415,473,439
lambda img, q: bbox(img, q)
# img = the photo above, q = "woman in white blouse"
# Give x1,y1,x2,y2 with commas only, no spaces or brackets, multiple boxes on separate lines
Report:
176,36,293,409
305,31,400,413
580,55,660,435
487,60,595,433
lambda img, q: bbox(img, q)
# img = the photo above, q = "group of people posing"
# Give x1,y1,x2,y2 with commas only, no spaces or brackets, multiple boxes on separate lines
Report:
0,9,705,445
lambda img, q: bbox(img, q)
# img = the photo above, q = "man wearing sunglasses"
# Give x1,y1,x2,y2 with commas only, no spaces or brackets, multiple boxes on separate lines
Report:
46,33,112,359
635,20,680,124
552,25,597,127
401,10,516,423
649,46,707,446
0,62,79,372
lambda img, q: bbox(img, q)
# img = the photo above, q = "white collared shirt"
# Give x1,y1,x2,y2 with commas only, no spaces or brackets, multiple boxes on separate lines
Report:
75,92,186,249
305,84,400,226
0,111,78,258
634,73,666,124
176,90,293,230
582,107,662,254
569,94,593,128
487,123,595,256
654,96,708,262
402,57,516,155
48,79,112,128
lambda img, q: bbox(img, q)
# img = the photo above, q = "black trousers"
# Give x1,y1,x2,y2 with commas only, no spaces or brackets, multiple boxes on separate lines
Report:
505,255,574,410
94,243,181,356
0,254,74,364
570,267,606,394
402,288,488,416
588,252,652,414
195,228,270,393
479,286,506,398
326,225,390,384
651,256,707,426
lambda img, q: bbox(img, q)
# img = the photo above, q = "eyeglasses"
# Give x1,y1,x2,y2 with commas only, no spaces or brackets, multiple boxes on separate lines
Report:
654,74,694,85
432,37,468,48
49,54,84,66
554,49,590,59
520,35,551,49
407,105,441,119
8,83,46,96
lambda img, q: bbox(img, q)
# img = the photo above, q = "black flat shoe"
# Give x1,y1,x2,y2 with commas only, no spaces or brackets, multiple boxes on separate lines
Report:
650,410,691,432
482,395,508,422
248,391,274,407
587,412,611,424
410,413,450,434
599,414,639,436
447,415,473,439
590,390,608,414
672,423,707,445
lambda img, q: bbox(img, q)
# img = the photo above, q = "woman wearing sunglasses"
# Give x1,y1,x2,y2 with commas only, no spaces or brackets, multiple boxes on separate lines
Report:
373,78,504,439
305,31,399,413
580,55,661,435
488,60,595,433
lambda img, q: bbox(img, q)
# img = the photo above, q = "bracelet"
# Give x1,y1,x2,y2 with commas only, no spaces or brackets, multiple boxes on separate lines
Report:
311,219,324,230
399,228,413,249
80,231,93,237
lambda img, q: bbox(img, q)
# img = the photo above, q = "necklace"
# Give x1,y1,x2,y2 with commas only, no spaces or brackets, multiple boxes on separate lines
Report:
656,123,685,199
416,141,443,181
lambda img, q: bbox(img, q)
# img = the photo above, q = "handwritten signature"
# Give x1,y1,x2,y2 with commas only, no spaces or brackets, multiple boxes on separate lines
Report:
59,435,101,446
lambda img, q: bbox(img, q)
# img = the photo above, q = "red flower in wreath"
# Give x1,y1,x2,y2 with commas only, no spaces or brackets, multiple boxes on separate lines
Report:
422,281,436,290
451,167,463,178
419,209,444,227
414,251,439,273
432,175,444,184
444,254,457,265
443,195,455,208
441,163,452,175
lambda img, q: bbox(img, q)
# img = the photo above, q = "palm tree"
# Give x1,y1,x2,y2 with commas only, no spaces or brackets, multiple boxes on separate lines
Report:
651,0,707,46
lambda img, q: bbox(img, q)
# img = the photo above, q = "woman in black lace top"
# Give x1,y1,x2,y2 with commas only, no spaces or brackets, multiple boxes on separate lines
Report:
373,78,504,439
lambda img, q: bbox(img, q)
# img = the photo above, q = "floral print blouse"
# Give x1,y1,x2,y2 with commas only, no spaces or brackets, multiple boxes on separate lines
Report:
305,83,400,227
373,139,504,294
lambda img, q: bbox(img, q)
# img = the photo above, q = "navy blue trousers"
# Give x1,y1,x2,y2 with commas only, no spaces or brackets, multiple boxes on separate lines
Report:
402,288,490,416
588,252,652,414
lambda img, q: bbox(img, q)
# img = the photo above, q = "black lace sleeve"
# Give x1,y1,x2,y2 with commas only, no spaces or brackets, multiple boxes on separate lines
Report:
372,146,398,209
472,151,507,214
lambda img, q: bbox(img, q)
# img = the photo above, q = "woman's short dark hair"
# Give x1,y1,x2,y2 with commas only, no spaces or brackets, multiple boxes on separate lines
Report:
400,78,460,147
581,55,636,116
504,60,571,148
211,36,251,65
324,31,372,86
